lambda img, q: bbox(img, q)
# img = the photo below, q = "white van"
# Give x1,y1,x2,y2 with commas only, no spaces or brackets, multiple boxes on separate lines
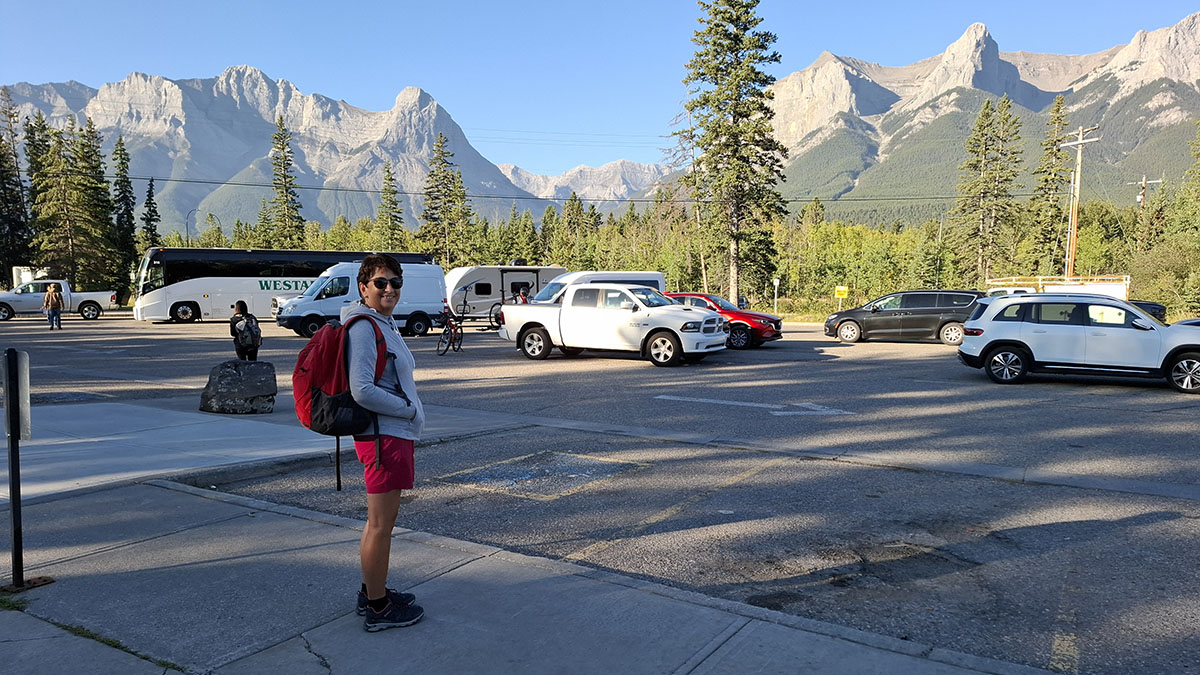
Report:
275,261,447,337
531,270,667,303
444,265,566,319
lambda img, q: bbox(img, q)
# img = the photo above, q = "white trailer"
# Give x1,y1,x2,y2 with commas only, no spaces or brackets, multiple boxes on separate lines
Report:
985,276,1131,300
444,265,566,323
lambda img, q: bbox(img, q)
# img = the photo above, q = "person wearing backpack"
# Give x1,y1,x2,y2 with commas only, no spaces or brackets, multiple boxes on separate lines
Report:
229,300,262,361
344,253,426,632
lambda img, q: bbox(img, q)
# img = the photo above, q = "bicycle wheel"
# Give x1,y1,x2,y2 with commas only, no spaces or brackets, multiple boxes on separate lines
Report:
436,324,453,355
488,302,503,330
453,323,465,351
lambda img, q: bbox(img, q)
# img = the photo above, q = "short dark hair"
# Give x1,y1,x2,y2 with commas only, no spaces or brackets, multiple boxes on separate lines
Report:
234,300,248,314
358,253,403,288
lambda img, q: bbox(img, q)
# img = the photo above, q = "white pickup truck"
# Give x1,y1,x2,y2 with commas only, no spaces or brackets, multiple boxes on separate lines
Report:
497,283,729,366
0,280,118,321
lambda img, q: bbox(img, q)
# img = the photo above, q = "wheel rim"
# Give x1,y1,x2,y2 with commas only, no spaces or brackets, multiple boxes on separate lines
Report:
175,305,194,321
943,325,963,343
730,327,750,347
0,307,10,320
523,333,544,356
81,305,99,319
989,352,1022,381
1171,358,1200,391
650,337,675,362
839,324,857,341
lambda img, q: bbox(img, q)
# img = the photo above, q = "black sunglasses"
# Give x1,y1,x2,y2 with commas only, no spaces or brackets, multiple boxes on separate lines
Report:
369,277,403,290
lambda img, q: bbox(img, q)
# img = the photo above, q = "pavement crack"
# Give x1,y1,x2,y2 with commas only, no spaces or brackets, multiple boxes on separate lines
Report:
301,634,333,674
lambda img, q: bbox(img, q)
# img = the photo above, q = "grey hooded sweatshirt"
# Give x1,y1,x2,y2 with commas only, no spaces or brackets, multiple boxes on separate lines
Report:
343,302,425,440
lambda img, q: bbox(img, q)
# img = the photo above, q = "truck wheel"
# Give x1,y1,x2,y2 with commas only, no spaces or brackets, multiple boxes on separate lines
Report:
299,315,326,339
170,302,199,323
520,328,552,360
647,331,683,367
79,302,102,320
0,303,12,321
406,313,431,337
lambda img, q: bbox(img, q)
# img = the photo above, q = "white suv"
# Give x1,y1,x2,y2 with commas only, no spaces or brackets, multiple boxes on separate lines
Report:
958,294,1200,394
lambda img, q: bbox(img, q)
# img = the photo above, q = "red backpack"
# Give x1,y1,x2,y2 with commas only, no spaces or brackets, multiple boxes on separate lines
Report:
293,315,387,489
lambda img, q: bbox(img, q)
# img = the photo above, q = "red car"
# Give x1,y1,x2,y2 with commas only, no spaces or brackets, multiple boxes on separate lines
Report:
666,293,783,349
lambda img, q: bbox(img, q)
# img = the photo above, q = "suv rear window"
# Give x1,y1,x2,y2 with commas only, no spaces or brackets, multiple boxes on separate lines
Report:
993,303,1025,322
968,302,990,321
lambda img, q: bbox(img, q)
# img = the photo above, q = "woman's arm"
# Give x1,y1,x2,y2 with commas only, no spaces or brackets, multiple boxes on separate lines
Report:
347,320,415,419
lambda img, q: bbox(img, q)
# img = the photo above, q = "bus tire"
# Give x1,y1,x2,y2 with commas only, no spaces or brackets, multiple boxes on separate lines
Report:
170,302,199,323
299,315,326,339
79,301,102,320
406,313,431,337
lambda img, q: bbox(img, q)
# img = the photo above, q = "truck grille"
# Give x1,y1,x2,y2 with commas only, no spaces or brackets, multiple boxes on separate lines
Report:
702,317,720,334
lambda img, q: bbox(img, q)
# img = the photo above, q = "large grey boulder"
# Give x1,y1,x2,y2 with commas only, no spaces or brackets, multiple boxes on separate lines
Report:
199,360,277,414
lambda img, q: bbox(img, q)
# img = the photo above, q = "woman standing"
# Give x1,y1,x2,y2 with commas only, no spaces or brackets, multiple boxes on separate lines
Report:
229,300,261,361
345,253,426,632
42,283,64,330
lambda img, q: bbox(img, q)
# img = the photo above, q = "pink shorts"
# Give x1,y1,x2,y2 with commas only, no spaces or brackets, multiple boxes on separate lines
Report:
353,435,415,494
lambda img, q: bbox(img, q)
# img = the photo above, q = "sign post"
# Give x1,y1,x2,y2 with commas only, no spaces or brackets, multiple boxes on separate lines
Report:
772,278,780,315
3,348,51,593
835,285,848,312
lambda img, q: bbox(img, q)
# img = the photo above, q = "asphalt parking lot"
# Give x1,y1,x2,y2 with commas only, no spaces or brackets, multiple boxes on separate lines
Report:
5,312,1200,674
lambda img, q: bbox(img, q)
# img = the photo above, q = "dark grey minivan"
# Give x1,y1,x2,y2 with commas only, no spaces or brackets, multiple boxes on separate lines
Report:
823,290,986,345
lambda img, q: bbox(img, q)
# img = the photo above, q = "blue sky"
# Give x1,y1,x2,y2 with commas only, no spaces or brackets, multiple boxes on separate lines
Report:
1,1,1196,175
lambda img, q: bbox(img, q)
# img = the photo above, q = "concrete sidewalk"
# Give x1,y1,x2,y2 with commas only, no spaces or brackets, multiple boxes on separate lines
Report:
1,480,1046,675
0,400,1048,674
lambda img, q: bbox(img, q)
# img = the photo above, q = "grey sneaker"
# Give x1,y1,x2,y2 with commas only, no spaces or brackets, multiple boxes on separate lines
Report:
356,588,416,616
363,601,424,632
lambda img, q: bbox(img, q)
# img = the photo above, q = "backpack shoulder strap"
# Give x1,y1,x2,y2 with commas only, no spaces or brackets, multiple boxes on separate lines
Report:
343,315,388,383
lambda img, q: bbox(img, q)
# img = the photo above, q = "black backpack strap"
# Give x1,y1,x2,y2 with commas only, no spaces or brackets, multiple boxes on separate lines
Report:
372,414,382,469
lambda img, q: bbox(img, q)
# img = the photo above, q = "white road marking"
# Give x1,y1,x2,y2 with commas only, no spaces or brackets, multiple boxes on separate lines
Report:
653,395,785,409
770,402,855,416
654,395,854,415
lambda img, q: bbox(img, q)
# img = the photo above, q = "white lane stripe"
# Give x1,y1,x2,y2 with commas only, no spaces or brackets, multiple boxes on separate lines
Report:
653,395,785,409
771,401,855,416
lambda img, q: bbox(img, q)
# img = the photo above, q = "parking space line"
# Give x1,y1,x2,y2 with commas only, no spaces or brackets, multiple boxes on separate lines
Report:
653,395,785,410
770,402,854,416
563,456,790,562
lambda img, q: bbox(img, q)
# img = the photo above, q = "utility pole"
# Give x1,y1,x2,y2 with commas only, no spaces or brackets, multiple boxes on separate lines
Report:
1126,175,1163,210
1060,125,1100,277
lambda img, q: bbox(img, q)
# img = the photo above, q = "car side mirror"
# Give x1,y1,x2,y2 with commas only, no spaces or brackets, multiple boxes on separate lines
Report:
619,301,636,311
1131,318,1154,331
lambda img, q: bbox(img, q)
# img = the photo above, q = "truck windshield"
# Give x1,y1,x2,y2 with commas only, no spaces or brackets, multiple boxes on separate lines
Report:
629,287,674,307
533,282,566,303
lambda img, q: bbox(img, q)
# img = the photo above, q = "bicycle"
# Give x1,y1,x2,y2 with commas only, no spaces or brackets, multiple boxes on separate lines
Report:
437,309,464,355
488,287,530,330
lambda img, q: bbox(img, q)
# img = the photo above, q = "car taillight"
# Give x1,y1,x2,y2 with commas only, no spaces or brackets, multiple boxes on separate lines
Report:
497,310,504,326
964,328,984,336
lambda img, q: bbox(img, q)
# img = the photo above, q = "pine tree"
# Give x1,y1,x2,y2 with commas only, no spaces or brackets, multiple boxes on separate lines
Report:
253,197,271,248
678,0,787,302
800,197,825,226
32,122,113,287
1027,95,1071,274
0,87,32,286
375,160,407,250
137,177,163,251
231,219,252,248
418,133,473,265
71,118,119,281
23,111,50,211
951,97,1022,284
268,115,304,248
1167,120,1200,236
326,215,353,250
110,136,138,296
197,213,230,247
